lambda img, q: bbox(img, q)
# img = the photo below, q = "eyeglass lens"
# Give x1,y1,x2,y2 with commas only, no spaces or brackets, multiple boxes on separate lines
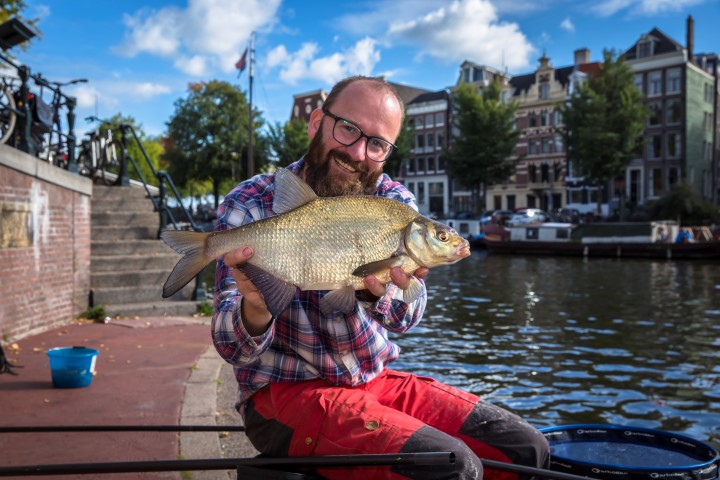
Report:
333,118,392,162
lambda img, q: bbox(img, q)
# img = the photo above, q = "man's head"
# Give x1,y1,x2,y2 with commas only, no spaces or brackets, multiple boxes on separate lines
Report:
303,76,404,197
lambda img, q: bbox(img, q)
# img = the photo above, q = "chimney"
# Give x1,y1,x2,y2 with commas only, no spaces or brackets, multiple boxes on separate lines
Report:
574,48,590,65
687,15,694,63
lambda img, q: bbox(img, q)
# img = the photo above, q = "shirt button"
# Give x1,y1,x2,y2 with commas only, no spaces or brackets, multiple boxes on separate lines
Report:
340,350,348,356
365,421,380,431
304,437,313,445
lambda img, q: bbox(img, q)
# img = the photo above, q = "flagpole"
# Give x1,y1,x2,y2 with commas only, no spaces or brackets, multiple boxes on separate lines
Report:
247,31,254,178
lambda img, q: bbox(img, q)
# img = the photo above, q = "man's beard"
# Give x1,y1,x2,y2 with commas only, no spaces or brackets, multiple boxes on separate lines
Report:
302,131,382,197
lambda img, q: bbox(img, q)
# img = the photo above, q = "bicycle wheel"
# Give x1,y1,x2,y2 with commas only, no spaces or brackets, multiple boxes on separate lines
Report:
100,139,124,186
76,149,92,178
0,86,17,144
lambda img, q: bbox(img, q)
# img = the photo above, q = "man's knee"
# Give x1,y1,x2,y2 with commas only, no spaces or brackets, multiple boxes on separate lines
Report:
460,403,550,468
394,425,483,479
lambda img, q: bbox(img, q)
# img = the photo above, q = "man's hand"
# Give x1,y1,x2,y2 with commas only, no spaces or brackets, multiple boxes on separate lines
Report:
224,246,273,336
362,267,429,299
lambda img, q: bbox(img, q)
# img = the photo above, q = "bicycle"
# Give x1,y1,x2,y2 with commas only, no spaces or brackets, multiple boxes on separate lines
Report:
0,73,19,144
76,116,125,186
34,74,87,168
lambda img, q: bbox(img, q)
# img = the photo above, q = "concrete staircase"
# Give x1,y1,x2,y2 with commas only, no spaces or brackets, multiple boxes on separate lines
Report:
91,185,200,318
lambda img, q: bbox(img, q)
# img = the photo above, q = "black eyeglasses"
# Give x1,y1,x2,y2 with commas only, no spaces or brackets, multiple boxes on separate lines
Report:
322,109,397,163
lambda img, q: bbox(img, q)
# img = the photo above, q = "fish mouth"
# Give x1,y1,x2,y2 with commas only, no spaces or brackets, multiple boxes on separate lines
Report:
457,239,472,258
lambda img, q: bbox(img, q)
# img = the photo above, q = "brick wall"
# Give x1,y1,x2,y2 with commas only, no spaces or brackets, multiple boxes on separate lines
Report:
0,145,92,341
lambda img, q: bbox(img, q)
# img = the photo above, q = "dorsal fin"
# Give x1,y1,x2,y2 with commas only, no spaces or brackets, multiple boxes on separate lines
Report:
273,167,318,214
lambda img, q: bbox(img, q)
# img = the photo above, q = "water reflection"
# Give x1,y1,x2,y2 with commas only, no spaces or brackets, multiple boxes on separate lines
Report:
391,252,720,449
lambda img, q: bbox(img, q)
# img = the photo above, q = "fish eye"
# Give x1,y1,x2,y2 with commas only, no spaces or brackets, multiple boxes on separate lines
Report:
437,230,450,242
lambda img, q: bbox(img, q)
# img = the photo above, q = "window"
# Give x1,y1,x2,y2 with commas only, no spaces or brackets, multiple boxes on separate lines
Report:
666,99,681,124
407,182,414,194
426,133,435,149
529,113,537,127
668,167,680,187
436,132,444,149
427,156,435,173
415,116,424,129
554,163,563,182
507,195,516,210
417,157,426,172
651,167,663,196
648,71,662,97
638,40,654,58
554,110,563,125
437,156,445,171
417,182,425,204
406,159,415,174
416,134,425,149
539,83,550,100
634,74,644,95
526,228,539,240
528,140,537,155
435,112,445,126
666,68,681,94
554,134,563,153
647,135,662,158
541,137,550,154
529,164,537,182
667,133,681,158
648,102,662,126
556,229,569,239
541,163,549,182
494,196,502,210
425,114,434,128
541,110,550,126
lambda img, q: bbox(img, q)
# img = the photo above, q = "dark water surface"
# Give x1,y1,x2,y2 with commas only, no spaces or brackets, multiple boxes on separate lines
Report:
390,252,720,450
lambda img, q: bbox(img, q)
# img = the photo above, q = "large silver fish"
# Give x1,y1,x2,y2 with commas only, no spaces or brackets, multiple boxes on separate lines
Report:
161,168,471,316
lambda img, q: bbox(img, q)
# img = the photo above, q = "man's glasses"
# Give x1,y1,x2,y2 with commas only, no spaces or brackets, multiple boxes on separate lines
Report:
322,109,397,163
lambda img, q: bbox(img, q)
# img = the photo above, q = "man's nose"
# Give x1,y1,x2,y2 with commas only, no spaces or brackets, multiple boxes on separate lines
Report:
344,136,368,161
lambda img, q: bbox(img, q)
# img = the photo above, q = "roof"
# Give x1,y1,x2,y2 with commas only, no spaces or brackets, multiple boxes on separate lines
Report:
388,81,432,105
623,27,684,60
407,90,449,105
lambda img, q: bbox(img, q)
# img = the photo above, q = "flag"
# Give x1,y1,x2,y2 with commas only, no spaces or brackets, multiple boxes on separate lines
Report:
235,48,248,77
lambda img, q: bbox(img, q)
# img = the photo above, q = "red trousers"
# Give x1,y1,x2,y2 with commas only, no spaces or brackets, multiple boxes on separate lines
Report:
244,369,549,479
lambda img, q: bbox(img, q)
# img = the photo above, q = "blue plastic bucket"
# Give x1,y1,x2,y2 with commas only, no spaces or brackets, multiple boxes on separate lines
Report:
541,424,719,480
47,347,98,388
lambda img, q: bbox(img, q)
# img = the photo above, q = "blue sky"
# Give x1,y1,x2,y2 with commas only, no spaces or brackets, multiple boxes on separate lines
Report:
12,0,720,139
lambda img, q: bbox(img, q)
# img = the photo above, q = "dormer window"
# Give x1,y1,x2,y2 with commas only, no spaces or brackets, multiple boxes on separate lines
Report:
637,40,654,58
539,83,550,99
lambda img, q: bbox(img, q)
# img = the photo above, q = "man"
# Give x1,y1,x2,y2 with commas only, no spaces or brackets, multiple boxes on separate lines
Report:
212,76,549,479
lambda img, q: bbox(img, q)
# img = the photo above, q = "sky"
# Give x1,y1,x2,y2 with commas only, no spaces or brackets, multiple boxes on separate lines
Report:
10,0,720,139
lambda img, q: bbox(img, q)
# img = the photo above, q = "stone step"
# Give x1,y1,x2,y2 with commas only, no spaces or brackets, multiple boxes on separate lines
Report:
91,211,159,228
92,225,157,241
92,185,155,202
91,253,179,272
91,268,173,289
92,197,158,214
92,239,175,256
92,282,196,305
103,301,202,319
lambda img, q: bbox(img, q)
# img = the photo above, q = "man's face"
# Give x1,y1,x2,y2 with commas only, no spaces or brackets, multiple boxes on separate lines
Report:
303,81,403,197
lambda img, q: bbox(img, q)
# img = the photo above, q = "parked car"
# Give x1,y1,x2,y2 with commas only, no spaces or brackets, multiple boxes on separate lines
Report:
481,209,514,226
508,208,551,226
553,207,581,223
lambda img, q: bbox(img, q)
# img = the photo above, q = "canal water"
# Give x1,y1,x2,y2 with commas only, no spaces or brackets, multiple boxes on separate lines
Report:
390,251,720,450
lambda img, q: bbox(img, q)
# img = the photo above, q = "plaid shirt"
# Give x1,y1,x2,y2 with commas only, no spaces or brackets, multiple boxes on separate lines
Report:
211,159,427,416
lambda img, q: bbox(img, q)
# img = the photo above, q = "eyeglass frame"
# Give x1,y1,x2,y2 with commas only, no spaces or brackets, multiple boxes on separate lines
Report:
321,108,397,163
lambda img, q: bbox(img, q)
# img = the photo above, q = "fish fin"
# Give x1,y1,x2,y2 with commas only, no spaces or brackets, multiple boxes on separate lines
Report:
396,276,423,305
238,263,297,318
320,286,357,315
160,230,213,298
352,256,405,277
273,167,318,214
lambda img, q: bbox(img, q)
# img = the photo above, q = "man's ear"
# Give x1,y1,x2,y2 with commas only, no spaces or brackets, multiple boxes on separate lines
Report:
307,108,324,138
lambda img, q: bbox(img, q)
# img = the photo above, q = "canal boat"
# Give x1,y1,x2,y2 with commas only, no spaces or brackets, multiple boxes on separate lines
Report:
484,221,720,259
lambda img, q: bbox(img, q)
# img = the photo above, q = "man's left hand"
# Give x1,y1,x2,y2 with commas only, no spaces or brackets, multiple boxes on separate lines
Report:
363,267,429,298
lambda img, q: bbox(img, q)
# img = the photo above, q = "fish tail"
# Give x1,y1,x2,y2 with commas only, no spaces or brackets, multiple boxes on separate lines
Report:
160,230,213,298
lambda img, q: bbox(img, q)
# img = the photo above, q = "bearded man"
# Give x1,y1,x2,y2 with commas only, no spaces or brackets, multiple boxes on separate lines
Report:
212,76,549,479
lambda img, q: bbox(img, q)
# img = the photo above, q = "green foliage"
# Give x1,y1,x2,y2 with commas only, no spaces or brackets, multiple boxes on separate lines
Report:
444,81,519,211
196,301,213,316
267,118,310,167
78,306,106,322
559,50,648,212
646,182,720,225
0,1,41,47
385,116,413,179
165,81,267,207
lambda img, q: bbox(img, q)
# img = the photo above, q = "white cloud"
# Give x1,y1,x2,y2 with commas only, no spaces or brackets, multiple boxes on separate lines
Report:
388,0,534,70
589,0,706,17
118,0,281,76
266,38,382,86
561,17,575,32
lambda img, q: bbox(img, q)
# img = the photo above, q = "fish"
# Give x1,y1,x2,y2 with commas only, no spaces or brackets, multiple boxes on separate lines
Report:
160,167,471,316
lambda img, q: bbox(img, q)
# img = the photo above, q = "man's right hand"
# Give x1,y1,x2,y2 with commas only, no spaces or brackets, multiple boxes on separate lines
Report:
224,246,273,336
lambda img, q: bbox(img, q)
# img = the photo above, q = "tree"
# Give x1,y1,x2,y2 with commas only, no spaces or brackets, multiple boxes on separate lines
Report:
165,81,266,208
266,117,310,167
646,182,720,225
101,114,163,187
0,1,41,45
559,49,648,217
384,115,413,180
443,81,519,213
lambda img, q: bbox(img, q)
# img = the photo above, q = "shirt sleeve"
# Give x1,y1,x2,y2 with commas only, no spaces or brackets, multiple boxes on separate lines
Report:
210,181,276,365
